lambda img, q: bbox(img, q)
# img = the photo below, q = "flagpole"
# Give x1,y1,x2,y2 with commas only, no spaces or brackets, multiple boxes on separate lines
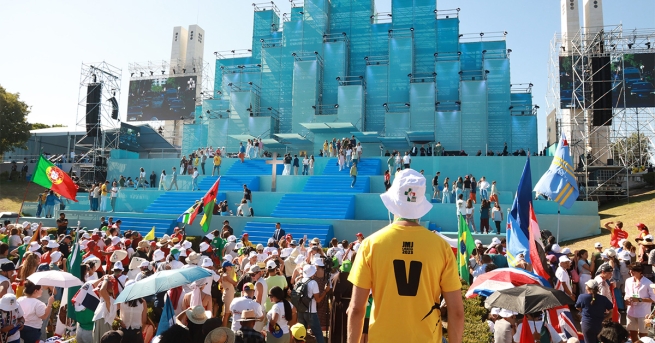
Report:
557,205,561,243
15,180,34,224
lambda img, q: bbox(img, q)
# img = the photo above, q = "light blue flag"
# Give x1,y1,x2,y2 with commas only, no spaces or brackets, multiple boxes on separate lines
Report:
506,156,533,266
156,294,175,336
533,133,579,209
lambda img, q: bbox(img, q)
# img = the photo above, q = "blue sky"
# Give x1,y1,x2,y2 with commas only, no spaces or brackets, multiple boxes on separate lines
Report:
1,0,653,149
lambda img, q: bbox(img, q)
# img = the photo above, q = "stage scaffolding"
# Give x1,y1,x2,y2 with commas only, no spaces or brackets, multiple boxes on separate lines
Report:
127,59,214,148
73,62,122,189
547,24,655,201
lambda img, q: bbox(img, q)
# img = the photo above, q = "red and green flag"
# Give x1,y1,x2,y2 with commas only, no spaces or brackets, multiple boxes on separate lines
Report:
199,177,220,232
32,156,79,201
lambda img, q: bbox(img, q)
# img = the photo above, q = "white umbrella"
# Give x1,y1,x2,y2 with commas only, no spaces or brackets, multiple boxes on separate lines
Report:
27,270,83,288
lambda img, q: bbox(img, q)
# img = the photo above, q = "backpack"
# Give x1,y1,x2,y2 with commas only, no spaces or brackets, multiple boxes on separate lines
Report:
290,279,313,313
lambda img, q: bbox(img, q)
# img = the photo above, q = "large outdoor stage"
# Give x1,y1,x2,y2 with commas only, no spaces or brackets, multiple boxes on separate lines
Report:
21,155,600,245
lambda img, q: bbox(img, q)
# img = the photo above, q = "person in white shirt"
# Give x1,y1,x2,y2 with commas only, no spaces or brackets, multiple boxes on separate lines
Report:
298,264,330,343
555,256,575,300
230,282,264,332
135,167,146,190
18,281,54,343
249,266,268,332
267,286,296,341
624,263,655,342
158,170,167,191
402,152,411,169
191,167,200,191
345,148,352,168
302,156,310,175
478,177,490,201
593,264,614,301
456,194,466,217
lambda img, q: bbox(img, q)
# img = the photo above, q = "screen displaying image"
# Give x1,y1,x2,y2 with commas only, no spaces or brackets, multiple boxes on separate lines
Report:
127,76,197,121
611,53,655,108
118,123,141,150
559,56,587,109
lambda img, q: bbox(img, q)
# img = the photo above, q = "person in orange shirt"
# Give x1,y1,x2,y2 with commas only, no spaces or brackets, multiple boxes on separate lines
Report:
171,227,184,242
606,221,629,248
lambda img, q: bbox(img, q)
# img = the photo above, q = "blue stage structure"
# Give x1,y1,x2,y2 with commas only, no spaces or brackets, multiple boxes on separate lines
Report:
21,156,600,246
182,0,538,156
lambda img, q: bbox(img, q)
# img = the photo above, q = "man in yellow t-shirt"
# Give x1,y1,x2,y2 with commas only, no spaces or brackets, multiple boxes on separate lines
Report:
347,169,464,343
212,155,222,176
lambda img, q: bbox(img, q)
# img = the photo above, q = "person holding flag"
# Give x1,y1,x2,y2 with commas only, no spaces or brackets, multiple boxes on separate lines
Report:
347,169,464,343
457,214,476,285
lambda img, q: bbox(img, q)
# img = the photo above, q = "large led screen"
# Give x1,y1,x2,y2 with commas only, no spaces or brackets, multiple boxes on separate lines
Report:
560,54,655,109
559,56,586,109
611,53,655,108
127,76,197,121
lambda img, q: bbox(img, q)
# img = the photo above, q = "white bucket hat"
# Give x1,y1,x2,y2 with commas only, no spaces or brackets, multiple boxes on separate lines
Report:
152,249,165,262
0,294,19,311
201,257,213,268
302,264,317,278
380,169,432,219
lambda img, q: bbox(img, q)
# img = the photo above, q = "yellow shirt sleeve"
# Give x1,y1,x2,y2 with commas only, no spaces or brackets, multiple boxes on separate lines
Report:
439,243,463,293
348,239,372,290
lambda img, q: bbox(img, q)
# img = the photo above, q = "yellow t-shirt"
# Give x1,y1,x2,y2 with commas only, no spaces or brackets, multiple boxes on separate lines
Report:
348,223,461,343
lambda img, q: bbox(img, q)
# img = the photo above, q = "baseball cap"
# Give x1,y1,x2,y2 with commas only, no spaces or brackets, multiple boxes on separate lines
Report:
600,264,614,273
585,279,599,289
290,323,307,341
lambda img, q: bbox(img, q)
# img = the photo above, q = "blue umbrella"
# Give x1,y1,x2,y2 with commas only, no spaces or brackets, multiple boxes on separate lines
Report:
114,266,211,303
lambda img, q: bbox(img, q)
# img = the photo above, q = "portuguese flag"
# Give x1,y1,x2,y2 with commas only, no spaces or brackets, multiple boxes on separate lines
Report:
32,156,79,202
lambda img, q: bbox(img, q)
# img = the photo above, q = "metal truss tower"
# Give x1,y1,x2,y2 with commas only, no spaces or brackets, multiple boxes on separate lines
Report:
73,61,122,187
547,25,655,201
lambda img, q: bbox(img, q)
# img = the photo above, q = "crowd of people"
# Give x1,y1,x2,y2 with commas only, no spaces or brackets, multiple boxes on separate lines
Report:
473,218,655,343
0,215,377,343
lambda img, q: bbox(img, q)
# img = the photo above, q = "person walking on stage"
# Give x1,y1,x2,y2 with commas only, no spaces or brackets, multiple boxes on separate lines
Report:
168,167,179,191
347,169,464,343
159,170,167,191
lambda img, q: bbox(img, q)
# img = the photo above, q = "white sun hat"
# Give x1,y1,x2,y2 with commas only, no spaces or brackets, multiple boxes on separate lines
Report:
380,169,432,219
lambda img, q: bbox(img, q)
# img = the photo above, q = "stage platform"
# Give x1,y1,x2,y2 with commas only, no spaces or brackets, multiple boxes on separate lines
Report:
20,156,601,245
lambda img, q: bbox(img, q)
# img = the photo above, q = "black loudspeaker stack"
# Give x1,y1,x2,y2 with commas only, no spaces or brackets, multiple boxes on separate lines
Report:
108,97,119,120
591,56,613,126
86,83,102,136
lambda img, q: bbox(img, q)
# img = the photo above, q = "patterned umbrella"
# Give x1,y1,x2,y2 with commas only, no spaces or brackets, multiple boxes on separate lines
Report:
114,266,211,303
465,267,551,298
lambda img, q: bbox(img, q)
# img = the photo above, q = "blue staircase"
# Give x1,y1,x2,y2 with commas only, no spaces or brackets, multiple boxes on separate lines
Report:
242,222,334,246
271,194,355,219
143,191,227,215
225,159,283,175
321,158,381,176
118,217,177,237
197,175,260,192
303,176,370,193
